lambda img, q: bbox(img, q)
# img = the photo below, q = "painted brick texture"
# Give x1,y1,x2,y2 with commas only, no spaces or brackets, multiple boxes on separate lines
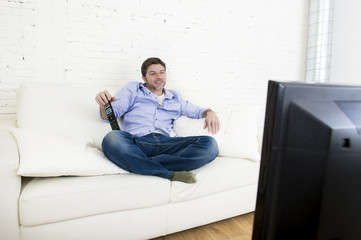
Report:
0,0,309,118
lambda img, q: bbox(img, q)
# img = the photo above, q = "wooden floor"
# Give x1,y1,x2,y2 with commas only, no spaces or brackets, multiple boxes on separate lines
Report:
152,212,254,240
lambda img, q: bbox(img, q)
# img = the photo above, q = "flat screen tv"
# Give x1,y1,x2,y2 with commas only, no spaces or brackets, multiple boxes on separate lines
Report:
252,80,361,240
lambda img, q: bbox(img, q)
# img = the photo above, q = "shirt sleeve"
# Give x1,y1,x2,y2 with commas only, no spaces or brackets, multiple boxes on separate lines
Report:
176,91,210,119
100,82,139,121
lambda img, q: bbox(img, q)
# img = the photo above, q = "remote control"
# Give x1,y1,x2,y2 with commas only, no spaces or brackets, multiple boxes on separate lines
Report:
104,102,120,130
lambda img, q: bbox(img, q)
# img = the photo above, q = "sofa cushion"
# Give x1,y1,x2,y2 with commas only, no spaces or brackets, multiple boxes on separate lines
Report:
220,106,261,161
12,128,128,177
16,82,121,149
174,106,261,161
170,156,260,203
19,174,170,227
173,107,228,150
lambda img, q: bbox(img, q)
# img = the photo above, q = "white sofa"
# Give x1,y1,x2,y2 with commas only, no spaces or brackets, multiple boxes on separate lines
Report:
0,81,262,240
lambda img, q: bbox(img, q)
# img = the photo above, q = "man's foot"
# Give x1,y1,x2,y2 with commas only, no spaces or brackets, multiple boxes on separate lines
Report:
170,171,196,184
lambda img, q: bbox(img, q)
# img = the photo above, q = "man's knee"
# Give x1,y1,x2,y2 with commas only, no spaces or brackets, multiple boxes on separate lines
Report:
199,136,219,159
102,131,117,147
102,131,129,152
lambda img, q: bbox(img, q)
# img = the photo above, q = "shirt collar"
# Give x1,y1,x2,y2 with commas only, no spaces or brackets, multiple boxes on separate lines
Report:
139,83,151,94
163,89,174,99
140,82,174,99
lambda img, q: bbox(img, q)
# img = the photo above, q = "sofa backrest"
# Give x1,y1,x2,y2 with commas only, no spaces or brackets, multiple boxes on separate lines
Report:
16,81,263,161
16,82,218,149
16,82,121,149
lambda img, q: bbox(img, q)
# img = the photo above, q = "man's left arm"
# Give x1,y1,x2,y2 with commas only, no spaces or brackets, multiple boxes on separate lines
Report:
175,91,220,135
202,110,220,135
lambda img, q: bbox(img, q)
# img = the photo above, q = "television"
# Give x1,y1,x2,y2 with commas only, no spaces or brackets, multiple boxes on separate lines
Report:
252,80,361,240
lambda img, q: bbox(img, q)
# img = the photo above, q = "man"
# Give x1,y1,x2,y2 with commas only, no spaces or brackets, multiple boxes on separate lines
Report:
95,57,220,183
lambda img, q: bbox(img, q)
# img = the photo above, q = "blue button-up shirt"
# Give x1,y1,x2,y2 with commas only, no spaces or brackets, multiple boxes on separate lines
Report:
107,81,208,137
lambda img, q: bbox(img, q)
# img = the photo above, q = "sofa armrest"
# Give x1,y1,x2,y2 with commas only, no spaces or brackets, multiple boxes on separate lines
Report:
0,119,21,240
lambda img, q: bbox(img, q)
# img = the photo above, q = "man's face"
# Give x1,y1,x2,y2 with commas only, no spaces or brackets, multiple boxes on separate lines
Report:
142,64,166,95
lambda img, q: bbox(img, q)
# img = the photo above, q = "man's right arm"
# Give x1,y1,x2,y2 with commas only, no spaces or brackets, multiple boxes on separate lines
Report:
95,90,115,120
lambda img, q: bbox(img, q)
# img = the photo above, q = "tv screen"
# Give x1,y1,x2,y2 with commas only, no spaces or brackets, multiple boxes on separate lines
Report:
252,80,361,240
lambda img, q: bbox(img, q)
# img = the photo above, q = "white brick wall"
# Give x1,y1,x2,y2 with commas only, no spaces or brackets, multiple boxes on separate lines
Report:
0,0,37,116
0,0,309,119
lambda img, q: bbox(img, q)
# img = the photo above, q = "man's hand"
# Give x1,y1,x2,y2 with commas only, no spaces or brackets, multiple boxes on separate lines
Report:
202,110,220,135
95,90,116,120
95,90,115,106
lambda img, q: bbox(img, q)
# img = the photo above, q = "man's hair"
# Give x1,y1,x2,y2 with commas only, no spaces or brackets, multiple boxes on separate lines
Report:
141,57,166,77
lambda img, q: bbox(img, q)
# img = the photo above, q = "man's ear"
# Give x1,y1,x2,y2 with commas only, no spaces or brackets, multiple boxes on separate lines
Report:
142,76,147,82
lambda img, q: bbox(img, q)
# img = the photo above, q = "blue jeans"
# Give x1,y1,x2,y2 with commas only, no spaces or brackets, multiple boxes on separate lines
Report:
102,131,219,179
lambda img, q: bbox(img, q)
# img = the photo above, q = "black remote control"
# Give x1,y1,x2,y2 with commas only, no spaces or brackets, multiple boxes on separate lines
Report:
104,102,120,130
